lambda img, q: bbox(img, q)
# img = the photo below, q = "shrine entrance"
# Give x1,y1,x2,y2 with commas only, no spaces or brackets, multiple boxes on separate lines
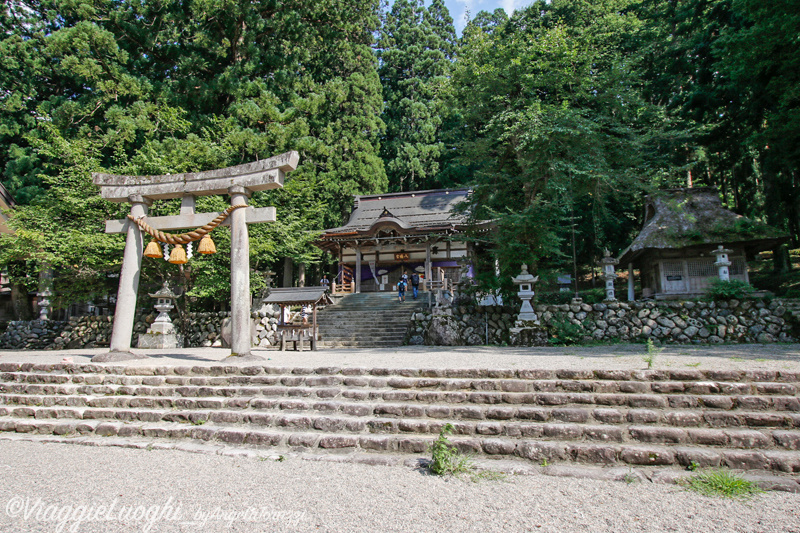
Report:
92,151,299,361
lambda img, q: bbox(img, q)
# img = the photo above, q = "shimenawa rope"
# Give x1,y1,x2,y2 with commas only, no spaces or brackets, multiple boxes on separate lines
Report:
127,204,248,245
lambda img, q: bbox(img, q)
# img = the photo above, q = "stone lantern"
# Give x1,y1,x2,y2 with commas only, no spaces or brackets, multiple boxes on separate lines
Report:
512,264,539,324
137,281,183,349
37,288,52,321
712,245,733,281
599,249,619,301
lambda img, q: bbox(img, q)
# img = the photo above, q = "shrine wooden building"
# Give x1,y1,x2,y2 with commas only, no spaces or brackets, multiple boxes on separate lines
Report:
618,188,788,299
316,188,485,293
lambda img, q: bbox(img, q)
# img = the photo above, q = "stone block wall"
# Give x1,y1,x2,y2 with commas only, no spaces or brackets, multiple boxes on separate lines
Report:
251,305,282,348
407,305,517,346
178,311,227,347
408,298,798,346
0,305,285,350
0,319,70,350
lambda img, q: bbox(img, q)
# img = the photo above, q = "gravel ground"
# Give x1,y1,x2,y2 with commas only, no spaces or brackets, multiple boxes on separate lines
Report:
0,439,798,533
1,343,800,372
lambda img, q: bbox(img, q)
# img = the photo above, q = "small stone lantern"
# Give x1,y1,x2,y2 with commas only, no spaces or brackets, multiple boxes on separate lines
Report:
712,245,733,281
512,264,539,324
37,288,52,321
137,281,183,349
599,249,619,301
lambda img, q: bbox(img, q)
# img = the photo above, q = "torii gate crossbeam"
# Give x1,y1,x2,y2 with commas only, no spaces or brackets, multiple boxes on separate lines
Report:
92,151,299,362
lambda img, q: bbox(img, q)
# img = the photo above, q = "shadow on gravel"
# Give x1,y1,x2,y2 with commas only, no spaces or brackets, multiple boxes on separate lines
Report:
145,353,225,362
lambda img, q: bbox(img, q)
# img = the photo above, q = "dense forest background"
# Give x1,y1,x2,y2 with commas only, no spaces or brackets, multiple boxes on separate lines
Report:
1,0,798,315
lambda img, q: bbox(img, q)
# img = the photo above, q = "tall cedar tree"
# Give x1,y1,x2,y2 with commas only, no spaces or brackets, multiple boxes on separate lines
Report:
0,0,386,313
635,0,800,248
378,0,456,192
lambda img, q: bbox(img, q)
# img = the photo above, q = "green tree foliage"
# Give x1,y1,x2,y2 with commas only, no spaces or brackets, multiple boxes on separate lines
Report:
0,0,386,314
716,0,800,241
2,0,798,317
449,1,672,292
635,0,800,245
378,0,456,191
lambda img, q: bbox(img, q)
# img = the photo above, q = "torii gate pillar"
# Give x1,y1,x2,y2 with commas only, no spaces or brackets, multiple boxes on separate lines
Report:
109,195,152,356
92,152,299,362
228,186,251,357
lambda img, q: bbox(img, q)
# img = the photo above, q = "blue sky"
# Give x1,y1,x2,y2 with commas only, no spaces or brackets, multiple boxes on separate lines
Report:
442,0,533,33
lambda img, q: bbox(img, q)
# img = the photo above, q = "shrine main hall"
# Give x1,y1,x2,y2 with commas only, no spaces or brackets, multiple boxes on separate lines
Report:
316,188,487,293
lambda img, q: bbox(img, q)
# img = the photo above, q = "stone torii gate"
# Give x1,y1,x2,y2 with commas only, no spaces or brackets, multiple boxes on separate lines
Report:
92,151,299,362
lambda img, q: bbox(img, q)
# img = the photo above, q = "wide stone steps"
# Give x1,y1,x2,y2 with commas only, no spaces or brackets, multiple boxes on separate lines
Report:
3,368,798,393
317,328,410,336
2,378,798,405
315,293,421,348
2,393,799,432
3,400,799,453
2,415,799,474
317,342,403,349
318,320,410,327
1,363,799,474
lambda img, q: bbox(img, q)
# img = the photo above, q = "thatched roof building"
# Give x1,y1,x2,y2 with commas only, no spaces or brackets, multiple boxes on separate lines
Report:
618,188,788,299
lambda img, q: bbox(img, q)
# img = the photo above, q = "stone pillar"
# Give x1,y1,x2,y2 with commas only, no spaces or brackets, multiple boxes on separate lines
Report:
425,242,432,290
627,263,635,301
355,248,362,294
712,245,733,281
229,186,252,357
103,196,152,359
180,194,196,215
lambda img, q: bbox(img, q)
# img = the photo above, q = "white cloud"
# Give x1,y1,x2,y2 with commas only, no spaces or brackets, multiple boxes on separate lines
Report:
444,0,534,33
503,0,531,15
445,0,474,33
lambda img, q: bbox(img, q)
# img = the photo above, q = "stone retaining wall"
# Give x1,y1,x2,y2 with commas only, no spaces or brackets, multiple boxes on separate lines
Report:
409,298,799,346
0,304,285,350
2,299,796,349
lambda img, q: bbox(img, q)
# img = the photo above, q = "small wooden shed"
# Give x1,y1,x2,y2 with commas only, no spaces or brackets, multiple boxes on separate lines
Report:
262,287,332,350
618,188,788,299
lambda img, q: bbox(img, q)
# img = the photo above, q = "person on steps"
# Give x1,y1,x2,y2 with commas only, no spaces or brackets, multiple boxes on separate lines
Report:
411,272,420,299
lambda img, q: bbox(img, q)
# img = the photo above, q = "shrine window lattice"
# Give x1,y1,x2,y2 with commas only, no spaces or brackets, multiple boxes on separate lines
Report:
686,257,746,277
687,259,715,278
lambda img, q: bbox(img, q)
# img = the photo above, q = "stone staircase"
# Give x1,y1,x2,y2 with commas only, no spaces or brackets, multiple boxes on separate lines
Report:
1,363,799,480
316,292,422,348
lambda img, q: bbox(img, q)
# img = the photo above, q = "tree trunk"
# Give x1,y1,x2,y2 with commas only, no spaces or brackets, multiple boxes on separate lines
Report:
773,245,790,273
11,284,32,320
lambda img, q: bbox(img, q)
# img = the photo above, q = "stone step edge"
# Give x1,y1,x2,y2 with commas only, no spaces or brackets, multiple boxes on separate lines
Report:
1,433,796,492
4,385,799,414
3,412,800,452
1,419,798,476
5,374,800,397
2,363,798,383
4,396,800,433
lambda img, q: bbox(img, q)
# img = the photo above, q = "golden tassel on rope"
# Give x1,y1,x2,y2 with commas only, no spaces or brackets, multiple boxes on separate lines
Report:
198,234,216,255
144,240,163,258
168,244,188,265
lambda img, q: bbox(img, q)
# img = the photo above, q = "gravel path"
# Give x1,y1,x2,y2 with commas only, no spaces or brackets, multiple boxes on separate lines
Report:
0,439,798,533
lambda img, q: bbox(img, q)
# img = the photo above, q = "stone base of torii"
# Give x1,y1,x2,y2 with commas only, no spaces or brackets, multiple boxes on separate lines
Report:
92,151,299,362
